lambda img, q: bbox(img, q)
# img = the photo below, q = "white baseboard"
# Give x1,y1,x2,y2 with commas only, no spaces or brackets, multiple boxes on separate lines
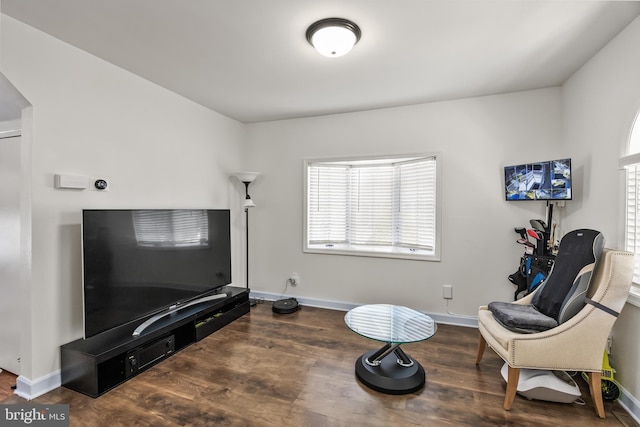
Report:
15,370,61,400
618,383,640,425
249,291,479,328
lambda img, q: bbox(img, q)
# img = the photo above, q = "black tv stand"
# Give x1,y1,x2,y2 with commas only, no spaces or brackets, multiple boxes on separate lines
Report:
61,286,249,397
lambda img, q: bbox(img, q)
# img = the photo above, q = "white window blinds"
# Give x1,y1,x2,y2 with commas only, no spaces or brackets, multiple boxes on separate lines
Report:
396,159,436,250
620,109,640,307
623,163,640,284
307,165,350,244
306,156,437,255
350,165,395,246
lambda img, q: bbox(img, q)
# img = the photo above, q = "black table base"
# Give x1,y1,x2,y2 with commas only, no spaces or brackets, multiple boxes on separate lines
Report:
355,345,425,394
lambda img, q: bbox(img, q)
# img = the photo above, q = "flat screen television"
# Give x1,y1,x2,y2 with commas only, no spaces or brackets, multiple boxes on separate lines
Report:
504,158,572,201
82,209,232,338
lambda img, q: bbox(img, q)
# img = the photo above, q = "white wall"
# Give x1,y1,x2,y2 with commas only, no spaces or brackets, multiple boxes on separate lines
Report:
247,87,562,316
562,14,640,412
0,132,22,374
0,118,19,131
0,15,247,385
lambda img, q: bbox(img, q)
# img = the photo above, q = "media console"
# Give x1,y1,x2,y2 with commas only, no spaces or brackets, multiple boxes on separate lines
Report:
61,286,249,397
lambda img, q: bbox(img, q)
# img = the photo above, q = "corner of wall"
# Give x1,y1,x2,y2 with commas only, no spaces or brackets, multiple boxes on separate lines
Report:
15,371,61,401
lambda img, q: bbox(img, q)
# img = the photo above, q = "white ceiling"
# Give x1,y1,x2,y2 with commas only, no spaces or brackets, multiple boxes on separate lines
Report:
2,1,640,123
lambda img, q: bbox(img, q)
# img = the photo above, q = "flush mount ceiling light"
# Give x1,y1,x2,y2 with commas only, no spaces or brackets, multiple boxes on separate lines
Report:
306,18,361,57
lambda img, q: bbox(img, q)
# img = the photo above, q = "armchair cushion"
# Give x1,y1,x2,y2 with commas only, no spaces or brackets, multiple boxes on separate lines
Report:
487,301,557,333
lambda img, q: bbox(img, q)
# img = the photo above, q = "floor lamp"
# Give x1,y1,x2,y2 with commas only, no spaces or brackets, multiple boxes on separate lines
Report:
233,172,259,291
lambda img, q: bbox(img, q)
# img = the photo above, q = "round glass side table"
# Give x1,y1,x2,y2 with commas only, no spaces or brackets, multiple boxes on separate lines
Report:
344,304,437,394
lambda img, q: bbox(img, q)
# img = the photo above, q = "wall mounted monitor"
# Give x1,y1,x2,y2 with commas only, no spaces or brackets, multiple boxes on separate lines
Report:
504,158,572,201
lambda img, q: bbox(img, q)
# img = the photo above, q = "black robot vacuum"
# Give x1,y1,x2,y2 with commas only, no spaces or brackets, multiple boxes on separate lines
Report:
272,297,300,314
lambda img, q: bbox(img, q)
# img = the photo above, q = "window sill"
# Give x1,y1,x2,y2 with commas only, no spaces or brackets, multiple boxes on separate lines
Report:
304,244,440,261
627,286,640,308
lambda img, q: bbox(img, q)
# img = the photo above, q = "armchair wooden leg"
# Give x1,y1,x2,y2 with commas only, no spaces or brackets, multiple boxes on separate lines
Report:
504,366,520,411
588,371,605,419
475,333,487,365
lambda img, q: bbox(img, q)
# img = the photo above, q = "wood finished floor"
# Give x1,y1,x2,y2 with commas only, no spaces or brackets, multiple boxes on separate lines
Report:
0,369,17,401
1,303,638,426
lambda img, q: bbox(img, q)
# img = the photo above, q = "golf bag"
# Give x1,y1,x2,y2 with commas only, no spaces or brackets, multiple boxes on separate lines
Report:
509,220,555,300
509,254,555,300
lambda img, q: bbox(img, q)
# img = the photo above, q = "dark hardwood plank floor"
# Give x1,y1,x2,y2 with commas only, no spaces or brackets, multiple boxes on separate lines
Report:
0,369,17,401
2,303,638,426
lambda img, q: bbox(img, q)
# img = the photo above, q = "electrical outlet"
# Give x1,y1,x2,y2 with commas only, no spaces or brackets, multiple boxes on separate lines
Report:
443,284,453,299
290,273,300,286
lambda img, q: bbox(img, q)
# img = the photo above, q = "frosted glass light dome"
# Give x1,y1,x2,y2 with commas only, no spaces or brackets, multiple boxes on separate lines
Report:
306,18,361,58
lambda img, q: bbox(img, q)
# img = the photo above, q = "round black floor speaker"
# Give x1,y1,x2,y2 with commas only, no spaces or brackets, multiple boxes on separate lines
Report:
272,298,300,314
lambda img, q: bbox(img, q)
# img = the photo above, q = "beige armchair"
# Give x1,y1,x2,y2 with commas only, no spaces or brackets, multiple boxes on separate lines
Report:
476,249,634,418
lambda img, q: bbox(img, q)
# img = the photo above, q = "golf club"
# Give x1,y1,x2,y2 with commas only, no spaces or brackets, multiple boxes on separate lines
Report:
529,219,547,233
516,238,535,248
514,227,529,242
527,229,543,240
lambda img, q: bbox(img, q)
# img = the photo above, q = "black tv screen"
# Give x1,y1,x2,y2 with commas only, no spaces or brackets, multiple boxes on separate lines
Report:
504,158,572,201
82,209,232,338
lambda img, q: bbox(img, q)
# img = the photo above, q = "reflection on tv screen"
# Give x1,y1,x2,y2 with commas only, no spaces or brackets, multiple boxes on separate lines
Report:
504,158,572,201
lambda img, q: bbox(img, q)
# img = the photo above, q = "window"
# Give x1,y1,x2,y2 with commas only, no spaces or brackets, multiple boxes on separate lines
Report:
620,110,640,306
304,154,440,260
